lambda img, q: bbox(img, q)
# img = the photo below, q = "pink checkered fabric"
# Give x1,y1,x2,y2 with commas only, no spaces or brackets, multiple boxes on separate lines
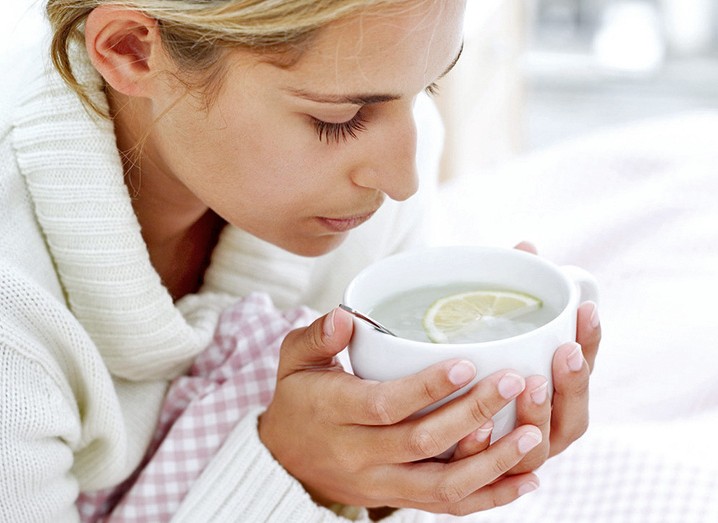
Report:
77,292,318,522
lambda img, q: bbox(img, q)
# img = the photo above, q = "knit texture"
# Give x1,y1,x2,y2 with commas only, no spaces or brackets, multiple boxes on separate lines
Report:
0,41,443,522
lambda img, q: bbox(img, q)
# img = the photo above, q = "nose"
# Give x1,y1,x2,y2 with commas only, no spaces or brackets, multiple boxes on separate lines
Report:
351,108,419,201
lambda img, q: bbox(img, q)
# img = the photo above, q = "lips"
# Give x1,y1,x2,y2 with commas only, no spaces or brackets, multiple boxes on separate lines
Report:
317,210,377,233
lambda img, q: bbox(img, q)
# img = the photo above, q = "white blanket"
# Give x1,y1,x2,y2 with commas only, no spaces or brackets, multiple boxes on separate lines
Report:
432,111,718,522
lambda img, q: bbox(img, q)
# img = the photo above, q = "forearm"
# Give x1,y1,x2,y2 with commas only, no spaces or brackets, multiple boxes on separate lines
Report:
172,408,367,522
173,408,429,523
0,348,81,523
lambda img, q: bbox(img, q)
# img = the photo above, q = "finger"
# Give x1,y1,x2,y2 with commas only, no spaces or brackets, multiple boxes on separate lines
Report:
577,301,601,371
277,307,353,378
372,370,527,463
513,240,538,254
450,420,493,462
327,358,478,426
414,473,539,516
508,375,551,474
548,341,590,457
382,425,542,506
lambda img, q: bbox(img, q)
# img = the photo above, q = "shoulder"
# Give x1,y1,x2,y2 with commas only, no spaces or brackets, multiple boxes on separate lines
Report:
0,262,82,386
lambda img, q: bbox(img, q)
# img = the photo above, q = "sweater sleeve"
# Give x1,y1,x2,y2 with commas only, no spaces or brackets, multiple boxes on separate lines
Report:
172,408,432,523
0,346,81,523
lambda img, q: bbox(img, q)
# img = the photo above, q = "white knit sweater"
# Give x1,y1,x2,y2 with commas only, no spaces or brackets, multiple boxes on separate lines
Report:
0,44,442,522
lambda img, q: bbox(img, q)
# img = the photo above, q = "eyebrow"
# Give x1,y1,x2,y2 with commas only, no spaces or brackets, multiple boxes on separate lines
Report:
287,42,464,106
288,91,402,105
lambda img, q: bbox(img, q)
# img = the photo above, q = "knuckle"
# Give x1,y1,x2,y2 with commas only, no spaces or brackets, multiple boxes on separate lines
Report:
365,387,394,424
556,369,589,397
362,481,385,504
491,454,513,477
554,416,589,448
421,378,443,404
489,490,506,510
334,450,361,474
569,418,589,441
533,406,552,427
407,427,442,458
433,481,466,505
507,460,534,476
283,325,322,361
513,445,550,474
572,374,591,396
329,437,366,474
446,501,471,517
307,323,326,353
467,396,496,425
587,327,602,349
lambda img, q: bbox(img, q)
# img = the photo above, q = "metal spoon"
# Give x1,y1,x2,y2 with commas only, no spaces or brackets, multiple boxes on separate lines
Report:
339,304,397,336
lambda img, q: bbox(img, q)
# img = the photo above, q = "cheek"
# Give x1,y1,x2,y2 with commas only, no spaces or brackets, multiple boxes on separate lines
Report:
210,113,342,201
156,94,349,226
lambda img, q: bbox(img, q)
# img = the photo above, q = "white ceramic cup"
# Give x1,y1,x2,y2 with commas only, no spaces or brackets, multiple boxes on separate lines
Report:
343,245,599,449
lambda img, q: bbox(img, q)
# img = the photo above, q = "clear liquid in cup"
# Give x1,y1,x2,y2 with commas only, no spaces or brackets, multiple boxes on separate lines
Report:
369,283,557,343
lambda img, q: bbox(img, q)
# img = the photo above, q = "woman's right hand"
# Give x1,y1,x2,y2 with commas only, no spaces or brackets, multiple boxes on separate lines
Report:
258,307,542,516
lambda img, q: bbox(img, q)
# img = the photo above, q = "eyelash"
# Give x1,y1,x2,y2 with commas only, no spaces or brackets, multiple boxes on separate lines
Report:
311,83,440,144
425,82,440,97
312,112,367,144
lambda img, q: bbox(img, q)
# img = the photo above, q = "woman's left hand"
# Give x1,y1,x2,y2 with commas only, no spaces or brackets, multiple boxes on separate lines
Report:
507,300,601,474
451,242,602,474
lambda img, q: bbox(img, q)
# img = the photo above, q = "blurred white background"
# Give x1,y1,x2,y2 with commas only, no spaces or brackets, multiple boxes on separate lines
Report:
524,0,718,147
3,0,717,180
438,0,718,180
1,1,48,51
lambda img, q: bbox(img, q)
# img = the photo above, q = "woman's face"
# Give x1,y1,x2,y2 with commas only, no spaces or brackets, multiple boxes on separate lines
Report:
144,1,465,256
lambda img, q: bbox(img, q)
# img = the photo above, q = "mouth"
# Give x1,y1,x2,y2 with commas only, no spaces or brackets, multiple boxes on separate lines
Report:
317,209,378,233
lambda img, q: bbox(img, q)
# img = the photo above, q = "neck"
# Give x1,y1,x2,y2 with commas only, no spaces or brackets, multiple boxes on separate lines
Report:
109,89,225,300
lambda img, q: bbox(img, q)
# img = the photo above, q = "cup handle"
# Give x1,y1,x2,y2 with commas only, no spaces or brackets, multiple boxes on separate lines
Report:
561,265,600,305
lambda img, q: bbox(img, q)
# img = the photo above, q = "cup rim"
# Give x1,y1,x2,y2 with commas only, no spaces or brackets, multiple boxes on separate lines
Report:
343,245,579,348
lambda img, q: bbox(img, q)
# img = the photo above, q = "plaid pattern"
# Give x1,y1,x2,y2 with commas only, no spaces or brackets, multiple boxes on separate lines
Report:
76,291,718,523
77,293,317,522
459,418,718,523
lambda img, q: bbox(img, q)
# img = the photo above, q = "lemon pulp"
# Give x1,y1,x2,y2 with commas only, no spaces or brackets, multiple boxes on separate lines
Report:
423,289,543,343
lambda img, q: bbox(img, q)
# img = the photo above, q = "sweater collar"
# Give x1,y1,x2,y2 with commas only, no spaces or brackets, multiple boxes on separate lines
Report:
11,47,214,380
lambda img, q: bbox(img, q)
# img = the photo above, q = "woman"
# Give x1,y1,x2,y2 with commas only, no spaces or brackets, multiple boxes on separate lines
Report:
0,0,601,520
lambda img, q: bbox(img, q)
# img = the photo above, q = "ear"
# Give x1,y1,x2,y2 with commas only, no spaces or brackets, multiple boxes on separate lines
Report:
84,6,166,97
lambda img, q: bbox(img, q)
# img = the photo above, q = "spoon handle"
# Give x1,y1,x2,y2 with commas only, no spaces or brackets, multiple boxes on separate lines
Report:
339,304,396,336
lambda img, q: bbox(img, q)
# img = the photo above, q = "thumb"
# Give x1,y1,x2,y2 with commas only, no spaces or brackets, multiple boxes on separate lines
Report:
277,306,354,377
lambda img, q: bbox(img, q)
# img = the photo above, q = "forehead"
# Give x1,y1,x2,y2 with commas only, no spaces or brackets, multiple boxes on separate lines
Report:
280,1,465,94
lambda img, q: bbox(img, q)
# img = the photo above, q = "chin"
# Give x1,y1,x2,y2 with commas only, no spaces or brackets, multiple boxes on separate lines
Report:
283,234,348,258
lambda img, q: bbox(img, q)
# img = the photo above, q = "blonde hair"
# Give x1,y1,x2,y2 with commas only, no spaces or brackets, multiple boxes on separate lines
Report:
46,0,400,116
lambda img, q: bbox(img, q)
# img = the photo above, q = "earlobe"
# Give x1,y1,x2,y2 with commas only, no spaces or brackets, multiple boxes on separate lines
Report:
85,6,162,97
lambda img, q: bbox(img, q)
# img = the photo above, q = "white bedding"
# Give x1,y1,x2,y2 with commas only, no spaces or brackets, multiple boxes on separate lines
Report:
432,111,718,522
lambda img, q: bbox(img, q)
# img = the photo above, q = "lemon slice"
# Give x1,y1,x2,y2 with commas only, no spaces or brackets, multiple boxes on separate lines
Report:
423,289,542,343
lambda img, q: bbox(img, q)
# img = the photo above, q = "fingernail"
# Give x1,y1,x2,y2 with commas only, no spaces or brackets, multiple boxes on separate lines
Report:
518,481,539,497
518,429,542,454
448,360,476,386
566,343,584,372
475,421,493,442
530,381,549,405
588,302,600,329
498,373,525,399
323,309,336,338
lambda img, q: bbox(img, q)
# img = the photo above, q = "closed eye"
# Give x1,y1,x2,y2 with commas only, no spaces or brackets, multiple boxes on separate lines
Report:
311,80,441,144
312,112,367,144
